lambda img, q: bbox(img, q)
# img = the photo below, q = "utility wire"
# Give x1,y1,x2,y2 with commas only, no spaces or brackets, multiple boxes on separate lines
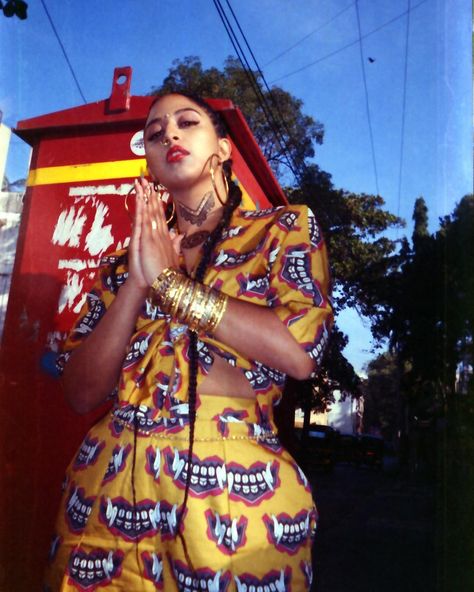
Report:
264,2,356,67
213,0,302,180
40,0,87,104
355,0,379,196
397,0,411,220
271,0,429,84
224,0,308,179
216,0,298,178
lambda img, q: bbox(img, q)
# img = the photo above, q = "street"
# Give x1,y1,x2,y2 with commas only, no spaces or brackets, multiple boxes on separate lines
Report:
309,459,436,592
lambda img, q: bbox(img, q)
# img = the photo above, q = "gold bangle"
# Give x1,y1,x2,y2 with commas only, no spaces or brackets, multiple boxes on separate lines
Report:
150,268,178,307
150,269,228,334
150,267,174,292
169,278,189,318
208,292,228,333
180,281,198,321
186,284,204,331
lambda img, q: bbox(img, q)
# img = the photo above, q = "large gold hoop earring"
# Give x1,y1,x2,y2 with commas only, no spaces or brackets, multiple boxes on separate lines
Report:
125,185,135,219
153,181,176,224
125,182,175,224
209,156,229,206
164,200,176,224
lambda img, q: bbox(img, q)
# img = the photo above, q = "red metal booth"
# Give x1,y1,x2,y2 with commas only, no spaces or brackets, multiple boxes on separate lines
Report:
0,67,289,590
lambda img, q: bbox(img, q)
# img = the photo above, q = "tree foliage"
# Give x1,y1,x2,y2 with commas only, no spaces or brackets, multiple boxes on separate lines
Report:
0,0,27,19
288,164,403,320
363,352,401,442
380,195,474,399
151,57,404,412
151,56,323,180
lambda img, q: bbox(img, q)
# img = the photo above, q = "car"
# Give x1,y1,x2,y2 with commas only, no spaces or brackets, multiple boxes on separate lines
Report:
295,424,338,472
357,434,384,470
336,433,359,465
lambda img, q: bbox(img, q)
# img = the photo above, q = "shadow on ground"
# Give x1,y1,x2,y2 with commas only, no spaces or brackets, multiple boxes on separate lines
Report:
308,458,436,592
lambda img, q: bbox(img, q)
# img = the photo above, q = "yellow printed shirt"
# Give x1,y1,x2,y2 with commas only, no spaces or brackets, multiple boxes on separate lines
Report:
58,204,332,414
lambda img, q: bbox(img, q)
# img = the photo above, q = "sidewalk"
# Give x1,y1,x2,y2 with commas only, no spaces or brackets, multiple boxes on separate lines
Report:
309,459,436,592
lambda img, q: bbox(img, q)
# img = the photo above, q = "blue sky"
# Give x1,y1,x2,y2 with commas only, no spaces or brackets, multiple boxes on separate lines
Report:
1,0,471,372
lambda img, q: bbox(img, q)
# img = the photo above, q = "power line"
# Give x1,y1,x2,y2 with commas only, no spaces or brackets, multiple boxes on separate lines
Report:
40,0,87,104
264,2,356,68
355,0,379,196
271,0,429,84
213,0,303,181
397,0,411,220
224,0,308,178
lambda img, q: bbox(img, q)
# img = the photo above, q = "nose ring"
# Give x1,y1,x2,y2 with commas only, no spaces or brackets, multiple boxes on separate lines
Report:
161,138,171,147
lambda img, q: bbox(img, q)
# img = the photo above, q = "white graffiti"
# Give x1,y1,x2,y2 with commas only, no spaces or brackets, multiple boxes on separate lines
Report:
52,206,87,248
58,259,99,271
46,330,67,352
84,202,114,256
57,271,87,314
69,183,133,197
52,185,131,314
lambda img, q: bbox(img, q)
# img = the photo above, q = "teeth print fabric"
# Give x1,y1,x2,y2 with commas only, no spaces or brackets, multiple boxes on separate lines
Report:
45,205,332,591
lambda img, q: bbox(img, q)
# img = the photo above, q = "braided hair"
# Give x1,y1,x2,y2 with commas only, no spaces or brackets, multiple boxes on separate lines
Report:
168,95,242,565
176,159,241,564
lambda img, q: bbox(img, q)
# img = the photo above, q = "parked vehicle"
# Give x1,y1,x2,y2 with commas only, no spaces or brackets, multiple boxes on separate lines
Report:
357,434,384,469
336,434,359,465
295,424,338,472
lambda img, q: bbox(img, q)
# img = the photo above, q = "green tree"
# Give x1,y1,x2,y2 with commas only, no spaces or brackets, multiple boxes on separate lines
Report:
1,0,27,19
152,56,323,180
363,352,402,443
412,196,429,248
383,195,473,398
288,164,403,321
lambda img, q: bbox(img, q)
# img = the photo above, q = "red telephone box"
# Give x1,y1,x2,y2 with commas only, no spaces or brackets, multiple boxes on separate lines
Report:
0,68,288,590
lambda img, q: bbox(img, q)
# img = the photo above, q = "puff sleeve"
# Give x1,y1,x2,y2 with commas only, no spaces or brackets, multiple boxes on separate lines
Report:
55,254,125,376
268,205,333,376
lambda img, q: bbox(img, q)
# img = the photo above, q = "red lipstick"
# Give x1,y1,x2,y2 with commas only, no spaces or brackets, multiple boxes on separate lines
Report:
166,145,189,163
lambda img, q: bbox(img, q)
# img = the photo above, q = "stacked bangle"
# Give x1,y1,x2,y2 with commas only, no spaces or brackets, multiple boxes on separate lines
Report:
150,268,228,334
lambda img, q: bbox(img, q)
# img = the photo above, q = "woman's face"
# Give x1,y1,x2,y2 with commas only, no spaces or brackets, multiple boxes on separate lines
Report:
144,94,230,192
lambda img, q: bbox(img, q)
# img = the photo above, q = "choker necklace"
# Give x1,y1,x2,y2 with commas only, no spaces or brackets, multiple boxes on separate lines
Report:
181,229,211,250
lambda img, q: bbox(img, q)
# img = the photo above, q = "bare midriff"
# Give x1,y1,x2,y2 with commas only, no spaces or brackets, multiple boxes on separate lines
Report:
174,243,256,400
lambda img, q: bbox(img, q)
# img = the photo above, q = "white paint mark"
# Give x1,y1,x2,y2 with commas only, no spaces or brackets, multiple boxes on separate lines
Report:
58,259,99,271
52,206,87,247
73,292,87,314
69,184,133,197
115,237,130,251
58,271,85,314
46,330,67,352
84,202,114,256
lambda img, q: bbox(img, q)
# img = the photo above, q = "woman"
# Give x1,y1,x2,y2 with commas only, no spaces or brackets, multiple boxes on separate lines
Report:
45,93,333,591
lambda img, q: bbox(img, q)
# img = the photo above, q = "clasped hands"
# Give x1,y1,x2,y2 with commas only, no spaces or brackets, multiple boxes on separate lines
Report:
128,177,183,291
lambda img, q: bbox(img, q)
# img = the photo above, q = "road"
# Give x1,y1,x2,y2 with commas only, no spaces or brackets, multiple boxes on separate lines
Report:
308,458,436,592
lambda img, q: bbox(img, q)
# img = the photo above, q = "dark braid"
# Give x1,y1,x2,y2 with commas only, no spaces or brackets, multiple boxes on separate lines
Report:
146,96,242,559
131,414,144,580
175,166,242,568
111,94,242,572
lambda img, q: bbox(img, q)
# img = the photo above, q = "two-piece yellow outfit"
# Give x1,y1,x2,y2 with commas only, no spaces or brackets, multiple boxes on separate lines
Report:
45,204,332,591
